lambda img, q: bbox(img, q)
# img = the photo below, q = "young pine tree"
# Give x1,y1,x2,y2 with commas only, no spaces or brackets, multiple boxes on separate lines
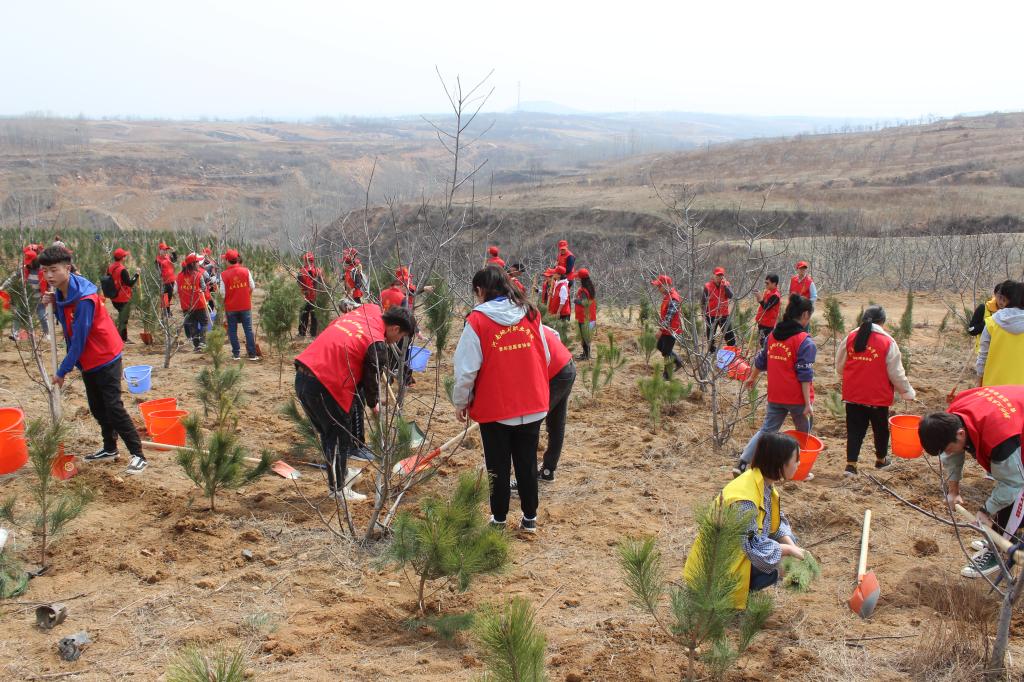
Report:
474,597,548,682
638,370,692,432
424,274,454,362
166,646,246,682
638,324,657,366
259,274,302,387
385,471,511,613
196,327,243,430
0,419,93,569
823,297,845,362
618,502,773,681
638,296,653,327
176,416,274,512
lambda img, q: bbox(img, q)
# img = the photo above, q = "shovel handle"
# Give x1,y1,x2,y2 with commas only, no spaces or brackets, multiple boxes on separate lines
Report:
857,509,872,577
955,504,1024,564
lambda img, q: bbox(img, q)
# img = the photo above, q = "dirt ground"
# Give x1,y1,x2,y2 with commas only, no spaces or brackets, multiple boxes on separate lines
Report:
1,291,1021,681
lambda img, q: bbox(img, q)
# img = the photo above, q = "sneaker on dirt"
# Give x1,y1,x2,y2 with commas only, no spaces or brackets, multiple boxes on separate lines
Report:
961,550,1000,579
844,464,858,477
489,516,507,528
875,457,893,470
125,455,148,474
519,517,537,534
538,468,555,482
232,355,242,361
85,448,118,461
248,355,261,362
970,539,987,552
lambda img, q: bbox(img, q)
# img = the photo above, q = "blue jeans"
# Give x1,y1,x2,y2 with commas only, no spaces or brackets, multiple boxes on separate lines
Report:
750,566,779,592
740,402,812,464
227,310,256,357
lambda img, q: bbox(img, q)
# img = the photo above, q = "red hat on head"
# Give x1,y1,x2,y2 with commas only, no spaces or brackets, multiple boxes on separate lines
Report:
302,251,314,262
23,247,37,264
651,274,673,287
713,266,726,276
543,268,555,277
796,260,809,269
395,266,410,279
487,246,499,256
555,265,566,275
159,241,169,250
222,248,239,262
577,267,590,279
557,239,568,248
203,247,212,255
184,253,199,266
113,248,129,260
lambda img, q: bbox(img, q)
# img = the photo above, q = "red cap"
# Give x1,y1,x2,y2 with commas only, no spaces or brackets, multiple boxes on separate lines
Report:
183,253,199,266
796,260,809,269
487,246,499,256
203,247,212,255
302,251,314,262
159,241,169,250
222,248,239,262
557,239,568,248
23,247,37,264
713,267,726,276
395,266,410,280
651,274,673,287
577,268,590,279
555,265,566,275
113,248,129,260
544,268,556,277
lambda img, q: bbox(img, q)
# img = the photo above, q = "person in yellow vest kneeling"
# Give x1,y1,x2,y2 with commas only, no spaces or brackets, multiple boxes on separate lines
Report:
976,280,1024,387
684,432,808,608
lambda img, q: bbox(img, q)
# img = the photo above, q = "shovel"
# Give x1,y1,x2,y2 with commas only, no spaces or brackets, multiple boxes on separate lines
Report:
849,509,880,619
955,504,1024,565
138,439,297,479
393,421,479,476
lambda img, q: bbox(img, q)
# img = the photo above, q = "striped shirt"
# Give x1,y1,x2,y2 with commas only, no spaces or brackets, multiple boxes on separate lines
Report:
735,483,796,573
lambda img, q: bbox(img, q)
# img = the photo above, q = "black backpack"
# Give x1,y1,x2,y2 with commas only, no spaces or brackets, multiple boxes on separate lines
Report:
100,270,119,299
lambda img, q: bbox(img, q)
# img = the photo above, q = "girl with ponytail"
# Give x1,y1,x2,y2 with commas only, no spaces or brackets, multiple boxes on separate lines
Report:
836,305,915,476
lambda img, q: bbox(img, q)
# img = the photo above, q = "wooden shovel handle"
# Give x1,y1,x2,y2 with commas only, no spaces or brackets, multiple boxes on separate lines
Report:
856,510,872,577
955,504,1024,564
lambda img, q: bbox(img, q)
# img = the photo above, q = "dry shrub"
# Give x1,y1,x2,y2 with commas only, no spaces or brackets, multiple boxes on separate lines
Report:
896,581,992,681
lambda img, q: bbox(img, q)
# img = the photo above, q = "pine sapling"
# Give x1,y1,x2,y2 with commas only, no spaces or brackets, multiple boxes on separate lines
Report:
898,289,914,342
384,471,511,613
197,327,243,430
823,297,845,361
279,398,321,460
638,370,692,432
781,552,821,592
473,597,548,682
823,390,844,421
166,646,246,682
259,274,302,387
638,296,653,326
424,274,454,362
176,416,274,512
638,324,657,366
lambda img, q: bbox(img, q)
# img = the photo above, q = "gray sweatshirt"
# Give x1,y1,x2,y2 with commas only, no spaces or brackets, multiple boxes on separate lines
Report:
977,308,1024,377
452,298,551,425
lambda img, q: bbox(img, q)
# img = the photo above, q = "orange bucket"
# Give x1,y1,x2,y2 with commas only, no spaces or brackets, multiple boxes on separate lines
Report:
783,430,823,481
0,407,28,475
889,415,923,459
140,398,177,433
148,409,188,446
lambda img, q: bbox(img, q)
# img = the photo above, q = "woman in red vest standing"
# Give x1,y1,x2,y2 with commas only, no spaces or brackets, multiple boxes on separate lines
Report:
107,248,140,342
702,267,736,353
755,274,781,347
574,268,597,360
155,241,177,317
296,252,322,338
177,254,209,352
651,274,684,379
342,249,365,305
453,267,552,533
219,249,259,361
837,306,915,476
734,294,817,477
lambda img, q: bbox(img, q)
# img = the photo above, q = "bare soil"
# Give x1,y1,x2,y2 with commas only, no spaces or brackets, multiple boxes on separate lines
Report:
0,291,1020,680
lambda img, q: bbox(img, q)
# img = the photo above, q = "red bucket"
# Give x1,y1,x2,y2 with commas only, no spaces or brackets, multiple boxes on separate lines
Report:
783,430,823,482
148,409,188,446
0,407,28,476
140,398,177,433
889,415,923,459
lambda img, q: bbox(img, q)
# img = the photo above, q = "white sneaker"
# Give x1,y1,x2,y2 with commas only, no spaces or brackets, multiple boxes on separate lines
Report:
343,487,367,502
971,539,987,552
126,456,148,474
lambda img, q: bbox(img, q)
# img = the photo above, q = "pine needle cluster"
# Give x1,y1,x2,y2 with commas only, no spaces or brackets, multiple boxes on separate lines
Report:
782,552,821,592
582,332,627,397
176,416,274,512
638,370,693,431
474,597,548,682
166,646,246,682
424,275,454,362
259,275,302,387
638,325,657,366
196,327,243,430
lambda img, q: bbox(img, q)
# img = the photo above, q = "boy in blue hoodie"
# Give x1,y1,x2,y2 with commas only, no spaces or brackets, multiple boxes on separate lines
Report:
38,246,147,474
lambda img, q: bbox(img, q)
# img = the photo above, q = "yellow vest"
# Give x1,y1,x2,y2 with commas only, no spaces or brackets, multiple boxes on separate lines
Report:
976,299,997,352
682,468,780,610
983,317,1024,387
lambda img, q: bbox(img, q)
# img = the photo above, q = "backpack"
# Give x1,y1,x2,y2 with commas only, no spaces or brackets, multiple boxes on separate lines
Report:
100,272,119,299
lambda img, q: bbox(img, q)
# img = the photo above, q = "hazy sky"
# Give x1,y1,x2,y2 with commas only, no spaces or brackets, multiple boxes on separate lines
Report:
3,0,1022,120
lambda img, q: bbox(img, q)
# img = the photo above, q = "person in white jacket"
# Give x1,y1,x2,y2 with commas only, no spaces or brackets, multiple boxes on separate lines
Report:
837,305,915,475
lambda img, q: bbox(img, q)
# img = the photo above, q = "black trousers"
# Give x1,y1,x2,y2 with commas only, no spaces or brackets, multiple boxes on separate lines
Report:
705,315,736,352
577,323,591,359
350,388,366,448
183,309,208,349
295,368,351,491
480,420,542,521
82,358,143,457
845,403,890,463
657,334,682,379
161,282,174,313
113,301,131,340
298,301,318,337
542,361,576,473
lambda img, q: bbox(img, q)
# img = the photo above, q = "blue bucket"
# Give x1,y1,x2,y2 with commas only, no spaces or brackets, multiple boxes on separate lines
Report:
408,346,431,372
124,365,153,394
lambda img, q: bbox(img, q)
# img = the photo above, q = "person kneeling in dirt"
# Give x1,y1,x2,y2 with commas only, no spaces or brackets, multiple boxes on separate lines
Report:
39,246,148,474
294,304,414,501
685,432,808,606
919,385,1024,579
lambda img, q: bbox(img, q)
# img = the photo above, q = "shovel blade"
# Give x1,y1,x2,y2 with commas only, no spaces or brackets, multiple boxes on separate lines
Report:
849,571,880,618
408,421,426,449
271,460,300,479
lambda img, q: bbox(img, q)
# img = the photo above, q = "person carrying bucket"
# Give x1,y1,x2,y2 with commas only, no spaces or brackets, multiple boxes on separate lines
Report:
919,385,1024,579
106,248,140,343
38,246,147,474
975,281,1024,387
684,432,809,608
155,241,177,317
755,274,781,348
651,274,684,380
294,304,414,501
573,268,597,360
836,305,915,477
177,254,209,352
296,252,322,338
219,249,260,361
733,294,817,478
702,267,735,353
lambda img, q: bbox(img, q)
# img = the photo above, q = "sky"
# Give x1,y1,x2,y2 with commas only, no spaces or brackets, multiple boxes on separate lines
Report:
2,0,1022,121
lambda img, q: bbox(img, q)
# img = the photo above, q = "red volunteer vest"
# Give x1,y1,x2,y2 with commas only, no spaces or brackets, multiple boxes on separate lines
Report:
841,330,894,407
765,331,814,405
177,270,206,311
755,287,780,328
574,288,597,323
298,266,320,303
541,280,551,306
380,286,405,311
344,265,363,298
107,262,133,303
221,265,252,312
557,250,575,276
466,310,549,423
156,255,176,284
660,289,682,337
62,292,123,372
486,257,506,268
704,281,731,317
789,275,813,299
549,280,570,317
948,386,1024,472
546,328,572,379
296,305,386,412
